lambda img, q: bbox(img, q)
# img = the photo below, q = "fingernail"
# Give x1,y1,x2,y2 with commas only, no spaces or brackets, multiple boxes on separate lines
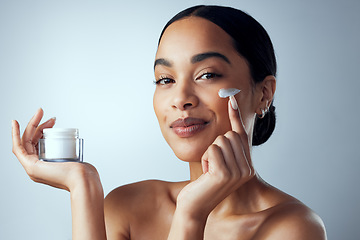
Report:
46,117,56,123
230,95,238,110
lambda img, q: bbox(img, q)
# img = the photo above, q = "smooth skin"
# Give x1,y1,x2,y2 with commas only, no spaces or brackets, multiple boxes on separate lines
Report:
12,17,326,239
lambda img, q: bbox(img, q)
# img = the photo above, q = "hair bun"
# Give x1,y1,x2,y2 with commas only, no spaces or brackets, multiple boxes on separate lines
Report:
269,105,275,113
252,103,276,146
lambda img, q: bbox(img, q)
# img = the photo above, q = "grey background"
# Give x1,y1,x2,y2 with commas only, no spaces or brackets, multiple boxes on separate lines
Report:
1,0,359,239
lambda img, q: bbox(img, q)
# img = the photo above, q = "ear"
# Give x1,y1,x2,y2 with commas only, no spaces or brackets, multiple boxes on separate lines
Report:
255,75,276,115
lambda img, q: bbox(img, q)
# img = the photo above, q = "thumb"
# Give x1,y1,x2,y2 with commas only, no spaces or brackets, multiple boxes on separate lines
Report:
201,150,209,174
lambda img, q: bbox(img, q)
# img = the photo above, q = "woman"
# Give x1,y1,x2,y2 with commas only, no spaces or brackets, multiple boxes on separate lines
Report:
11,5,326,240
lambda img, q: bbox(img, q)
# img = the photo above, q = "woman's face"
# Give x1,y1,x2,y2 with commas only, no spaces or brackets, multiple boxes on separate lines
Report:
153,17,259,162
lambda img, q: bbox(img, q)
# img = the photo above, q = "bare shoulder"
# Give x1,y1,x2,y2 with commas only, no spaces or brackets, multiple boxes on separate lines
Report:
104,180,185,239
254,201,327,240
105,179,176,217
105,179,185,207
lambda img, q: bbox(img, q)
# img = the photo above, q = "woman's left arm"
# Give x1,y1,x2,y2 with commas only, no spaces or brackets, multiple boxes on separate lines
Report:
167,96,255,240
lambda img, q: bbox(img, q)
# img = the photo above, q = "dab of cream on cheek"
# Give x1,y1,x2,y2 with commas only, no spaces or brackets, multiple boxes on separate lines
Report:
218,88,241,98
38,128,83,162
218,88,241,109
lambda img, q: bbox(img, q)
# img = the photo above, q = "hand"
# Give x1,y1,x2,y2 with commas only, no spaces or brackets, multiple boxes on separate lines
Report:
12,108,100,192
176,95,255,220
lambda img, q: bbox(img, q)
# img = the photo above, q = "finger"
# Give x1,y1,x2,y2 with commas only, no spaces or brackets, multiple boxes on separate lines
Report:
224,131,253,177
12,120,26,157
228,95,246,134
227,97,254,174
32,117,56,145
201,144,228,177
202,150,209,174
212,135,238,175
22,108,44,153
228,96,251,156
12,120,37,169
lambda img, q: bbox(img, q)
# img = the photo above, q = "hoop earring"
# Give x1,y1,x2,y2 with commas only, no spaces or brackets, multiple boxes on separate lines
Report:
259,108,266,119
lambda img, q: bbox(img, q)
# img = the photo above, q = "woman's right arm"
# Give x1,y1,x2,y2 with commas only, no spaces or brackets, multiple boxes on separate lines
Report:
12,108,107,240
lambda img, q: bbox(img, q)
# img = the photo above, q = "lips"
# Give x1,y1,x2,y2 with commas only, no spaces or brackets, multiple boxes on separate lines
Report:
170,117,209,137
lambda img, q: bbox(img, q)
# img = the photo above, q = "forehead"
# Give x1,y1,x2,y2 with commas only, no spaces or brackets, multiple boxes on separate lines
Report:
156,17,236,60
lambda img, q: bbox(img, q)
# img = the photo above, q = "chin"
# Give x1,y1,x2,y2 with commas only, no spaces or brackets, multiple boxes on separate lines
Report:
171,143,208,162
163,128,222,162
174,152,203,163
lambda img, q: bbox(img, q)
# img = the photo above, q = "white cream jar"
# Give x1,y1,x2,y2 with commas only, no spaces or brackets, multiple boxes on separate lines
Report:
39,128,83,162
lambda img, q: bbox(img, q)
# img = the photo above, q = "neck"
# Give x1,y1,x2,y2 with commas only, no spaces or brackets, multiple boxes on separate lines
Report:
188,161,272,217
189,161,203,182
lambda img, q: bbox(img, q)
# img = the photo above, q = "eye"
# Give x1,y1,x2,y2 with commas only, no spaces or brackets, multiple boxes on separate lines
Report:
198,72,222,80
154,77,175,85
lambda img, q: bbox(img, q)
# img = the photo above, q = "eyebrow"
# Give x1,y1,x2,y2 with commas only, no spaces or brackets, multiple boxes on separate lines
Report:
191,52,231,64
154,58,172,69
154,51,231,69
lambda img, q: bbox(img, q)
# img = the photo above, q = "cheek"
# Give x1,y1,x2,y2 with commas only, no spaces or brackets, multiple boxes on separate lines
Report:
153,90,164,124
153,90,170,134
216,101,232,134
201,92,232,134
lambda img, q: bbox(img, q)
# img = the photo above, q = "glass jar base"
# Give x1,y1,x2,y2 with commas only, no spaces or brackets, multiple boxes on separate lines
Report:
38,138,83,162
40,158,83,162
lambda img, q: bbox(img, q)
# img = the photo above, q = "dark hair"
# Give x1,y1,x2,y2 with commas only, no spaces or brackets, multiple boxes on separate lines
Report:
158,5,277,146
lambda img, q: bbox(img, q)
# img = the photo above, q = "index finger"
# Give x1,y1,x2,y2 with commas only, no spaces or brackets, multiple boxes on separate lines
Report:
228,95,252,160
228,95,246,135
22,108,44,152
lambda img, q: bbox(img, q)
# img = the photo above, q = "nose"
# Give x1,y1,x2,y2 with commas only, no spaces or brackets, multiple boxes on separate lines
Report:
172,82,199,111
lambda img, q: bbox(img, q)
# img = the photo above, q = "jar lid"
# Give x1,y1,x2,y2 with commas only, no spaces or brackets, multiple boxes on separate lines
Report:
43,128,79,138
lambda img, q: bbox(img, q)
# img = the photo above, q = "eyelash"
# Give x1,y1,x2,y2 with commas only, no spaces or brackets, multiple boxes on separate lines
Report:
154,72,222,85
153,76,175,85
198,72,222,80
